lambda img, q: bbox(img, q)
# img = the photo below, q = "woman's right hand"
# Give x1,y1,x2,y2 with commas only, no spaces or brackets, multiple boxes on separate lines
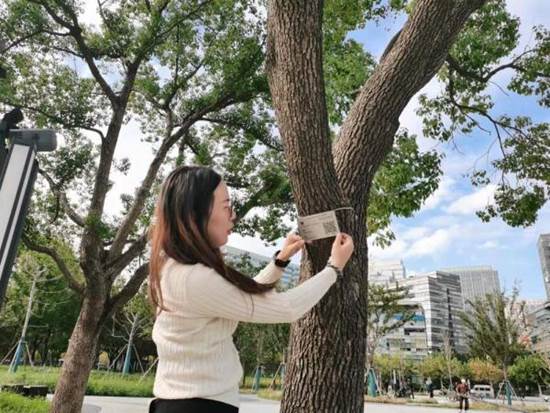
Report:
330,233,354,269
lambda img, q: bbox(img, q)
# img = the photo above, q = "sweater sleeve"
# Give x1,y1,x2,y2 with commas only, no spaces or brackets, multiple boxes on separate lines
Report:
184,264,337,323
252,261,284,284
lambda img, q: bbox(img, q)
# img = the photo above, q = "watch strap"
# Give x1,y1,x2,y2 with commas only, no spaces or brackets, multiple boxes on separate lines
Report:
273,250,290,268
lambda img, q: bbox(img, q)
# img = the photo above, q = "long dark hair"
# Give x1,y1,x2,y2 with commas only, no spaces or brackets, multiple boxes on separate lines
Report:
149,165,276,311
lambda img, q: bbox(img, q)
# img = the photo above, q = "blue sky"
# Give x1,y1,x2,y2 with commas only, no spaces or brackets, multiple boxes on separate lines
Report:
230,1,549,300
346,1,550,299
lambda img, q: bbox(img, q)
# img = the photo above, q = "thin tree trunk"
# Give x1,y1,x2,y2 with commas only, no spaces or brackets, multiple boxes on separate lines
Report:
50,296,104,413
41,329,51,365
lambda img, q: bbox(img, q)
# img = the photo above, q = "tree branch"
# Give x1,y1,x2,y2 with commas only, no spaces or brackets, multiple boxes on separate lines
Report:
233,180,291,224
45,44,86,59
38,168,86,227
105,262,149,319
1,31,45,53
446,71,527,145
29,0,118,105
200,116,283,151
138,0,215,62
107,91,242,260
22,234,85,295
3,99,105,140
161,58,206,110
333,0,488,208
446,48,549,83
106,233,148,279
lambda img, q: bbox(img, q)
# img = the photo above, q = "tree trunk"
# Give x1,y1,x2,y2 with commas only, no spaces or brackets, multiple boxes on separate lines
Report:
267,3,367,411
50,296,105,413
41,329,51,365
281,242,367,413
266,0,487,411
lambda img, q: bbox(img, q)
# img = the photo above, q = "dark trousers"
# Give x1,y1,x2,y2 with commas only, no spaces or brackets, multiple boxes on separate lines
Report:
149,398,239,413
459,396,469,411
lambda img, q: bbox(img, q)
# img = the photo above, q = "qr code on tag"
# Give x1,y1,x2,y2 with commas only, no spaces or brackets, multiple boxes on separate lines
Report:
322,221,338,234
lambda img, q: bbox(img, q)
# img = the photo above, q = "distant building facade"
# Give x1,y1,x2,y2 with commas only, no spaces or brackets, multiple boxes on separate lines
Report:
402,271,466,354
527,303,550,356
368,259,406,286
376,301,429,361
527,233,550,355
441,265,500,307
538,234,550,300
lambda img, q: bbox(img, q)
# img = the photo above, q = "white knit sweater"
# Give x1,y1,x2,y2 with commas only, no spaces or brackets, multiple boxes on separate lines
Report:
152,258,337,407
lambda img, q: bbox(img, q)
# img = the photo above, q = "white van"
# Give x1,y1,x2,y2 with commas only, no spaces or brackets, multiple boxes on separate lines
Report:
471,384,494,399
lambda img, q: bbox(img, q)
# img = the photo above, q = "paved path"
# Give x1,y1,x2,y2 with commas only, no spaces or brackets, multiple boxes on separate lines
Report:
81,394,280,413
80,394,525,413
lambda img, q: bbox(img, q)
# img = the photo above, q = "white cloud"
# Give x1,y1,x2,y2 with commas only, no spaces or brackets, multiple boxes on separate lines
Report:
480,240,499,249
446,184,497,215
80,2,101,28
404,228,453,258
507,0,550,48
401,226,430,241
420,176,456,212
369,238,408,261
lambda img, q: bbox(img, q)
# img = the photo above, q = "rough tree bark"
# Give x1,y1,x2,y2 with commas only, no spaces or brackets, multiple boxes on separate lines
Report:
266,0,487,412
50,295,105,412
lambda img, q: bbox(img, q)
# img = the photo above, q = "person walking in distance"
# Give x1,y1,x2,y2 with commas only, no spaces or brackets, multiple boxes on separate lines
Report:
456,378,470,412
148,166,355,413
426,377,434,399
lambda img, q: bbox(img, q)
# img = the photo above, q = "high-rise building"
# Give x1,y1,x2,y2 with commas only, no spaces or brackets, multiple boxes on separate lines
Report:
526,234,550,356
401,271,466,354
223,245,299,287
538,233,550,300
376,301,429,361
368,259,406,286
522,299,547,316
440,265,500,307
527,302,550,356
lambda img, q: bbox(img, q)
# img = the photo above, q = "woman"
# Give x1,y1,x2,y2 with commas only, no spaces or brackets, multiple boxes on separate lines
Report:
148,165,354,413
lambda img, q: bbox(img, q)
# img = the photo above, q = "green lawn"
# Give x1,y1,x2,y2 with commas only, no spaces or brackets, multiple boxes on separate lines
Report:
0,391,50,413
0,365,155,397
0,365,279,397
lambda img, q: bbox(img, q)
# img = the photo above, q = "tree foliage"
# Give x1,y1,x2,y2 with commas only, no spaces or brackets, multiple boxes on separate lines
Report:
366,283,416,368
417,0,549,227
467,358,504,384
460,290,527,376
508,354,550,389
0,249,80,364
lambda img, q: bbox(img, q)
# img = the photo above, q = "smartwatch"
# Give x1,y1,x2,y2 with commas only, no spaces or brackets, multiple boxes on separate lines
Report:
273,250,290,268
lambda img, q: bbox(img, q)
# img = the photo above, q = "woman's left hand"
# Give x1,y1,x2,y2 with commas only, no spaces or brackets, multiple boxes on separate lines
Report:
277,233,305,261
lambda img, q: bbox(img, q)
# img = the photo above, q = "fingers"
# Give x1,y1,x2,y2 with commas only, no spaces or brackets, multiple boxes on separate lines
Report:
334,232,351,245
287,233,303,243
279,236,306,261
341,233,353,247
289,239,305,251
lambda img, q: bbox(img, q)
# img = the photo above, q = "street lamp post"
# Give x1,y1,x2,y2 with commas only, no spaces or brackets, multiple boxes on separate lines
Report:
0,106,57,309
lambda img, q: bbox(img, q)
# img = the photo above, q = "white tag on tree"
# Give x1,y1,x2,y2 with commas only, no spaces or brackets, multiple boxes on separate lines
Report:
297,210,340,242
